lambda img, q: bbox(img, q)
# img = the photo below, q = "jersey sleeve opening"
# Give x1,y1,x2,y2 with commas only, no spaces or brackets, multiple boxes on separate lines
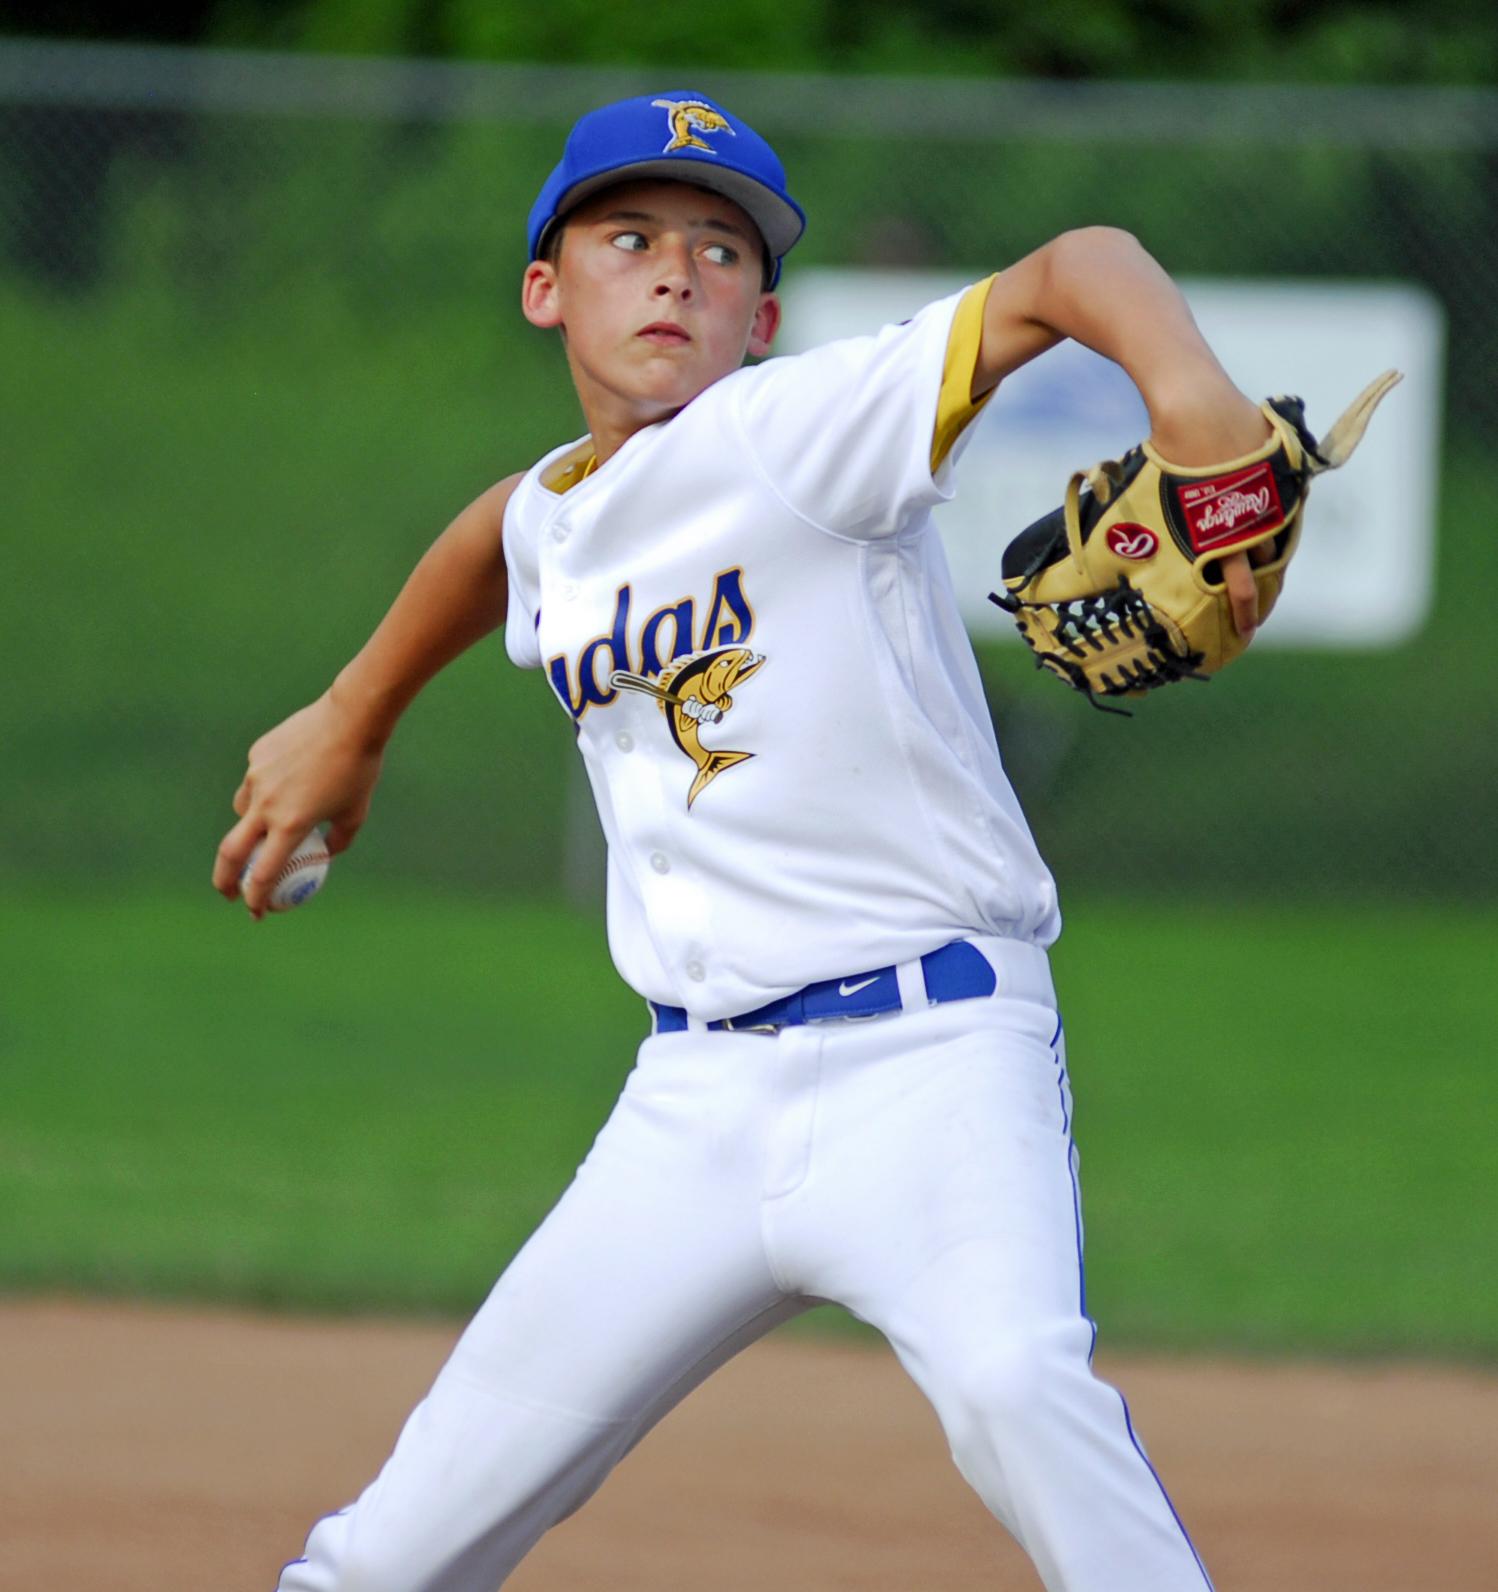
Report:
930,274,999,476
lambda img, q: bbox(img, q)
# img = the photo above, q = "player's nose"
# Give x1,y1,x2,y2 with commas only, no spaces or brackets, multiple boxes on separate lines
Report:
651,237,694,300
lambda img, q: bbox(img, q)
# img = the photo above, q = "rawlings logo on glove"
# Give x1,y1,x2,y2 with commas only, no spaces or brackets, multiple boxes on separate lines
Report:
1107,525,1158,560
990,370,1402,713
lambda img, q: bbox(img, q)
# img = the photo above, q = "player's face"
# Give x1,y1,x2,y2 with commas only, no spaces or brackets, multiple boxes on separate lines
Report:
522,181,781,434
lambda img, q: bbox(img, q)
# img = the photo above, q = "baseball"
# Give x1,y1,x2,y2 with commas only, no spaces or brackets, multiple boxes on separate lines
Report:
242,831,331,911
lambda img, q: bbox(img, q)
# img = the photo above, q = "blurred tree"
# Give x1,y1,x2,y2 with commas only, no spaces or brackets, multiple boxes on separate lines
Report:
0,3,214,292
1,0,220,42
440,0,826,71
5,0,1492,85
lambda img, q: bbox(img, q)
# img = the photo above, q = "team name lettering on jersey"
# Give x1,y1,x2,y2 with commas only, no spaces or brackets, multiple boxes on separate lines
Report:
547,567,754,721
548,568,763,808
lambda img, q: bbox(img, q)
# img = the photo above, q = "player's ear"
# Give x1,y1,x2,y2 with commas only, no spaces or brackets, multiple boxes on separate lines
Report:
747,292,780,358
522,260,563,330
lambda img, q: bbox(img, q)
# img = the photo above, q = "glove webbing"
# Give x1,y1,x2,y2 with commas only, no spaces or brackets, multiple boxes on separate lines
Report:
990,577,1207,716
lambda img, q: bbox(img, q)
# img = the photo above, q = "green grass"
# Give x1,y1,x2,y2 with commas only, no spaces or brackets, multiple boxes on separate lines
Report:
1051,900,1498,1358
4,885,1495,1358
3,885,642,1315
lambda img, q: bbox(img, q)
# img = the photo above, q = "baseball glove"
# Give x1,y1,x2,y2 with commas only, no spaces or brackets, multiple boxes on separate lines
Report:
990,370,1402,712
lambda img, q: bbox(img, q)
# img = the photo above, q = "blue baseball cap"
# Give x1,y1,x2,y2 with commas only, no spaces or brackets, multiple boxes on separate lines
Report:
528,92,805,287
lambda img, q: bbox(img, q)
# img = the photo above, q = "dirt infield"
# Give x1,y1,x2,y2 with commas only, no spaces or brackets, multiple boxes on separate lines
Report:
2,1298,1493,1591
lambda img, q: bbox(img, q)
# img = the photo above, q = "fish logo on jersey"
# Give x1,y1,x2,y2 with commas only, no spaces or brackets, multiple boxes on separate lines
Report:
612,647,764,808
652,98,736,156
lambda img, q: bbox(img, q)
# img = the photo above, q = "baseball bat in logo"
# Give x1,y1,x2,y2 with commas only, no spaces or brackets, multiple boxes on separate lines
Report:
1106,523,1159,560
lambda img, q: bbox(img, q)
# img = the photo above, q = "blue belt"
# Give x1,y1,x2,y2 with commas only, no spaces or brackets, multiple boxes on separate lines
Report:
650,939,998,1035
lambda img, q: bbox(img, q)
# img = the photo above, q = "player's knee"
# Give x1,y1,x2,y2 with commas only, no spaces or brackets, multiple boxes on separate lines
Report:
942,1320,1093,1457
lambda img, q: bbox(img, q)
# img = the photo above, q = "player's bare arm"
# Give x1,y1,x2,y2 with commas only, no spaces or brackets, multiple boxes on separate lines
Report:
976,227,1274,636
213,472,521,917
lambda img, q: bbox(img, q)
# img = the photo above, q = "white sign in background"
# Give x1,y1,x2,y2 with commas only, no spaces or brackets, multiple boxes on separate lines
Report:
778,271,1445,647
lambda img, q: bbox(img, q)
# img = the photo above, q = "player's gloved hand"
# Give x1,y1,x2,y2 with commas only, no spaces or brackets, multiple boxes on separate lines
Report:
1220,539,1278,639
1147,389,1276,642
992,370,1401,710
212,687,386,918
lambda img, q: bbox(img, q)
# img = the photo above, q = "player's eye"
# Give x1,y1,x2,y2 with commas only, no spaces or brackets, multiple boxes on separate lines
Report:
702,242,739,266
610,231,649,252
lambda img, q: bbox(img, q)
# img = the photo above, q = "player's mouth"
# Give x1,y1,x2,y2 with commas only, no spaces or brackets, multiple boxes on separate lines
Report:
637,322,692,346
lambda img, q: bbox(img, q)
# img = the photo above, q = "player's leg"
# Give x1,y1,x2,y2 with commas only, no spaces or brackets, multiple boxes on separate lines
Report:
278,1029,804,1592
788,996,1213,1592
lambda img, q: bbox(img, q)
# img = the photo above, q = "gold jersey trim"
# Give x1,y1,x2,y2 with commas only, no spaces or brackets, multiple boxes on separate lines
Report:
540,441,599,494
930,274,999,475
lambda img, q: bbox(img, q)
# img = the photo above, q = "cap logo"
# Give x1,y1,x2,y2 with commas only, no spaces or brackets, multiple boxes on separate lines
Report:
651,98,736,155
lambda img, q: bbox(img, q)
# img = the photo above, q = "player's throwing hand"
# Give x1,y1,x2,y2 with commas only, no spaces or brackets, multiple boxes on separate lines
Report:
213,689,384,918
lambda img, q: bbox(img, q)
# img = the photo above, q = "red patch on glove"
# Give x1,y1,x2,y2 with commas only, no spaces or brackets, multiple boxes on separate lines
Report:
1106,524,1159,560
1179,461,1285,553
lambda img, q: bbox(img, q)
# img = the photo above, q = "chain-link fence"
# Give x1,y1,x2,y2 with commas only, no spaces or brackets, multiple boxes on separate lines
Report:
5,39,1494,903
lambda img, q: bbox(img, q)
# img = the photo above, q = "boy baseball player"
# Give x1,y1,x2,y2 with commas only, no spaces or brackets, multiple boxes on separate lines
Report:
215,91,1273,1591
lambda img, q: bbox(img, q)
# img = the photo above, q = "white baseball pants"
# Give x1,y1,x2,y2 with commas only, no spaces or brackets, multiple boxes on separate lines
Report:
278,955,1212,1592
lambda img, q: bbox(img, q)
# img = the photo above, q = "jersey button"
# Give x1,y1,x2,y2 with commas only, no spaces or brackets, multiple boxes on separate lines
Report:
649,851,670,874
686,960,706,982
561,580,578,601
549,522,570,543
615,731,634,752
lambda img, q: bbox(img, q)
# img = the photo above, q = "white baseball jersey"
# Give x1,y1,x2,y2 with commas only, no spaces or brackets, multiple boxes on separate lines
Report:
282,271,1213,1592
503,281,1060,1020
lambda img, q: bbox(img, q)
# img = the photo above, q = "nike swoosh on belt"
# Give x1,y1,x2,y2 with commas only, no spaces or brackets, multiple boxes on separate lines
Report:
838,976,880,998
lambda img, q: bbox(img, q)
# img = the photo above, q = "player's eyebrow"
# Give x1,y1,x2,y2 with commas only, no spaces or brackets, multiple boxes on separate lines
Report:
598,208,750,241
